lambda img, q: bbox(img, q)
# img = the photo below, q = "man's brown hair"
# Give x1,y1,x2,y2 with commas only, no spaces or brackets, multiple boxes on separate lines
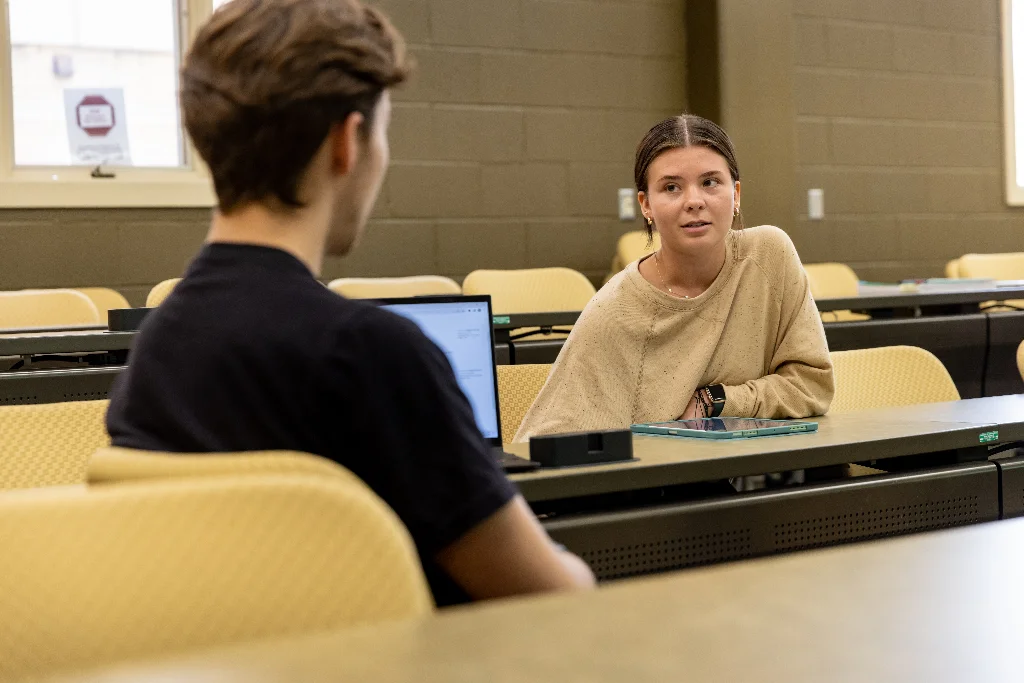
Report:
181,0,410,213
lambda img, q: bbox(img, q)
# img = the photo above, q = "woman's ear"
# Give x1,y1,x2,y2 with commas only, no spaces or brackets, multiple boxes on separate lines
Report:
637,190,649,221
733,181,741,211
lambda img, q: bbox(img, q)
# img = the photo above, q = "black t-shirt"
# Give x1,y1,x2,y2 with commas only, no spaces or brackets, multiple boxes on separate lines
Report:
106,243,517,606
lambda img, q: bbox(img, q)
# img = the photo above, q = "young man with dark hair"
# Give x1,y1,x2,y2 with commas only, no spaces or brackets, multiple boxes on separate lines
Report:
106,0,594,606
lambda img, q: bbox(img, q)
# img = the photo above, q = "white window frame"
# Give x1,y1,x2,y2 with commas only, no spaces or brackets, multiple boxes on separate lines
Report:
0,0,217,208
1002,0,1024,205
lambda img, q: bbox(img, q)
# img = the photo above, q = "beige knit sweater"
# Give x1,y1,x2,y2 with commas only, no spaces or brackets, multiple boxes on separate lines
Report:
514,225,834,441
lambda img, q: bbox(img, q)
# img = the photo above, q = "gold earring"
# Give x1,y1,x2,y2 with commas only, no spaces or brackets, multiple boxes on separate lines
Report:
647,217,653,226
733,206,740,216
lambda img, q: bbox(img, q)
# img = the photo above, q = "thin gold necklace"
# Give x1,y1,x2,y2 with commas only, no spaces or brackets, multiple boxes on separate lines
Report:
654,251,689,299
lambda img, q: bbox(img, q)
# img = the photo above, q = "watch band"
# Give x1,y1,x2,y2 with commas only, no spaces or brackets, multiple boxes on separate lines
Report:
706,384,726,417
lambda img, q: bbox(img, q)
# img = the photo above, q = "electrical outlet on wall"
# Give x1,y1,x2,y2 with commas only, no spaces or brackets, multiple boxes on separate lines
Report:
808,188,824,220
618,188,636,221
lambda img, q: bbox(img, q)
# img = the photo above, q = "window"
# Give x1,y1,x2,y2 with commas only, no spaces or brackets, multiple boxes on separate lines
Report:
1003,0,1024,204
0,0,217,207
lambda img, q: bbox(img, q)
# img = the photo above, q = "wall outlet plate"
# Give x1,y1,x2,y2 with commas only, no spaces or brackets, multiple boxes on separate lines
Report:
618,188,636,221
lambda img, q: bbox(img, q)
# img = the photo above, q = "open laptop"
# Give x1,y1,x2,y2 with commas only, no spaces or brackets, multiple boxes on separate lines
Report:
373,295,540,473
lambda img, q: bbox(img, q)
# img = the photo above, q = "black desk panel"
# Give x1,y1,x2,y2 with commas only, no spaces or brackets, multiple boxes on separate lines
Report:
0,331,134,358
986,311,1024,397
510,338,564,364
824,315,987,398
0,367,122,406
544,462,998,580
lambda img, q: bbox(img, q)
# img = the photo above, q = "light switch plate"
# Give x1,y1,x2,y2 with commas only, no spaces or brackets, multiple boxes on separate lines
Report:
808,188,825,220
618,188,636,221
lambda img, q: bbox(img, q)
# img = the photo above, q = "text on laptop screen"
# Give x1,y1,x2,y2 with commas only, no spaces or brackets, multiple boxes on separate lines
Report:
380,301,499,439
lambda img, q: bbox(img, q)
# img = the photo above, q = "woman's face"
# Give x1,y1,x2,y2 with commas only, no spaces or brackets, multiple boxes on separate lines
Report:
638,145,740,258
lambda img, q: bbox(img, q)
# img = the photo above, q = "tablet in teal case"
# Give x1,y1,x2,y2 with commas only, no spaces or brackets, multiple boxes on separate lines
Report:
630,417,819,439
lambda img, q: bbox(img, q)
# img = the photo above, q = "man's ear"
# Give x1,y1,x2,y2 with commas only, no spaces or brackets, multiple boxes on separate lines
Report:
330,111,365,175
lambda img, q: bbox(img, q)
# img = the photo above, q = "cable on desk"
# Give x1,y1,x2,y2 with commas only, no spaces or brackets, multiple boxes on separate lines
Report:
988,441,1024,458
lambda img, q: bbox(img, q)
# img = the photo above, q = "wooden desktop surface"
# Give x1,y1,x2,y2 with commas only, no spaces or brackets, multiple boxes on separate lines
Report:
507,396,1021,502
58,517,1024,683
0,330,134,357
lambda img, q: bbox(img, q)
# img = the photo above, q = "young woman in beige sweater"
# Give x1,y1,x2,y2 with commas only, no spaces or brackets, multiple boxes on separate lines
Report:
516,115,834,440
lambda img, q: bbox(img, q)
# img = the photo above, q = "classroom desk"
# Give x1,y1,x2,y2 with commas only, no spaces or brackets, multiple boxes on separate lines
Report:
507,397,1017,502
817,284,1024,315
507,396,1022,579
56,517,1024,683
0,328,523,374
0,367,121,405
0,330,133,358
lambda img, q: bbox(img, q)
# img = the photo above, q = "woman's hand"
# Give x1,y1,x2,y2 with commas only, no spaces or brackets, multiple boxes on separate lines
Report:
681,392,700,419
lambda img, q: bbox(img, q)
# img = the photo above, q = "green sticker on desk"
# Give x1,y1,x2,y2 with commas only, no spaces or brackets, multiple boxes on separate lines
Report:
979,431,999,444
493,316,510,325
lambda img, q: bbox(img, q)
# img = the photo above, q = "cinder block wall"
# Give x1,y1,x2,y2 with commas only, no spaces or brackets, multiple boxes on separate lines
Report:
0,0,687,304
789,0,1020,281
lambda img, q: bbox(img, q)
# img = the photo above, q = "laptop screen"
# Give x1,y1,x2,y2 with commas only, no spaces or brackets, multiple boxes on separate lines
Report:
378,297,500,441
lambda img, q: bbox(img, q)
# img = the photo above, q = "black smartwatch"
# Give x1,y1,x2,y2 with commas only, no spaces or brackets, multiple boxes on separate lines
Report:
705,384,726,417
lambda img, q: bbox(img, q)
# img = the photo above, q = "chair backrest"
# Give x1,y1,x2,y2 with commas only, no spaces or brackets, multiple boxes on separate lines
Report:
944,259,961,279
496,364,551,444
76,287,131,316
803,263,860,299
463,267,596,314
828,346,960,414
0,400,111,489
0,289,101,329
0,472,432,680
1018,340,1024,382
88,445,358,485
146,278,182,307
609,231,660,274
327,276,461,299
957,252,1024,280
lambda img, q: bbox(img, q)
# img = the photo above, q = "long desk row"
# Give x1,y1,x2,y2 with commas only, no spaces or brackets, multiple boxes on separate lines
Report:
508,395,1024,580
4,309,1022,404
60,514,1024,683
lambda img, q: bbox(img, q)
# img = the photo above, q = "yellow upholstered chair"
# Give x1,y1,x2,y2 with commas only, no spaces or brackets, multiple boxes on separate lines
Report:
607,231,660,280
1017,340,1024,382
958,252,1024,310
0,471,432,680
803,263,869,323
496,364,551,444
464,267,595,341
146,278,182,307
0,289,102,330
463,267,596,314
828,346,959,414
88,445,356,485
944,258,961,279
958,252,1024,280
76,287,131,317
0,400,110,490
327,275,461,298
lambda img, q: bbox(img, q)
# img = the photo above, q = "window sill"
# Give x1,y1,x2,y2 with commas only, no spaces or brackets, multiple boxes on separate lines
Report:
0,172,216,208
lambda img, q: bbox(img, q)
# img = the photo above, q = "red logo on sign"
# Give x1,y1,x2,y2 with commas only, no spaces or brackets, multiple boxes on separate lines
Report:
76,95,116,137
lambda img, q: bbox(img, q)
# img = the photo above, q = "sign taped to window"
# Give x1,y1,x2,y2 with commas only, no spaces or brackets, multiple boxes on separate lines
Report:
63,88,132,166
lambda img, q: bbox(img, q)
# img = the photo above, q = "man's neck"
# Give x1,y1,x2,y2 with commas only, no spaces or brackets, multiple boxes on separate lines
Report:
206,202,330,276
